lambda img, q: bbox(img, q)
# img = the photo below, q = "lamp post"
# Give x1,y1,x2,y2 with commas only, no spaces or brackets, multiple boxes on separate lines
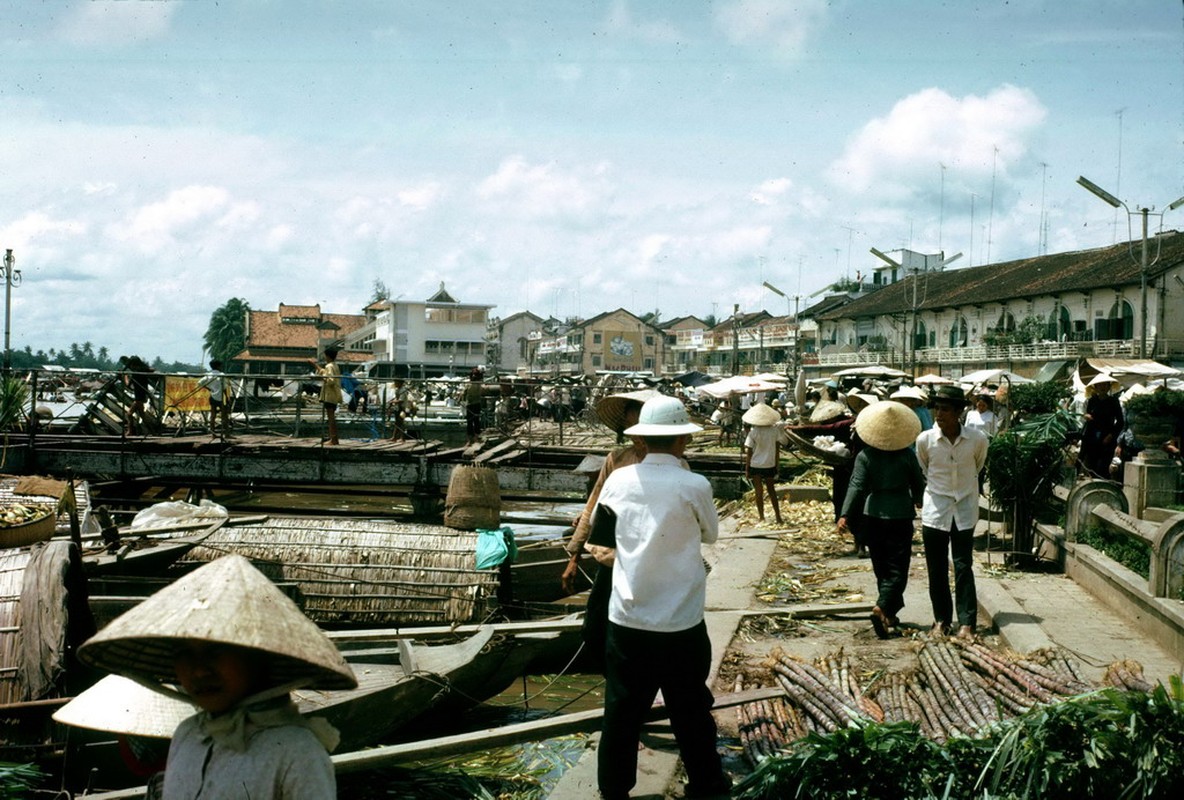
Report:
2,250,19,375
1077,176,1184,358
762,280,797,380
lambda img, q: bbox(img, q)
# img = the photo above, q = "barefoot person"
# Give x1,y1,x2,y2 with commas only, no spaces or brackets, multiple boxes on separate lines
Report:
309,347,343,445
742,402,784,525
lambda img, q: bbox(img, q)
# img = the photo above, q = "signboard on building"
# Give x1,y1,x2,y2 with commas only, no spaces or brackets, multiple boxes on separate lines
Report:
602,330,643,371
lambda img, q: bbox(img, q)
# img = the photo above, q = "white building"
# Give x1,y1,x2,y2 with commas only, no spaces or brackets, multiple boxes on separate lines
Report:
345,284,495,379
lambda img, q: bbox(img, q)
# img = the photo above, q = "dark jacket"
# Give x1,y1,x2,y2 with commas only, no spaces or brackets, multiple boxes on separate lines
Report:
841,446,925,521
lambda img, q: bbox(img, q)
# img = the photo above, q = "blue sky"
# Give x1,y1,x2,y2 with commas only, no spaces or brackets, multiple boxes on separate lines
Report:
2,0,1183,363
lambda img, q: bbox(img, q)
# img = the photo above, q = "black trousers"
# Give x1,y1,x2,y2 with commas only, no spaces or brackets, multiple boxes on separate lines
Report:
598,621,724,797
922,523,977,628
866,518,914,618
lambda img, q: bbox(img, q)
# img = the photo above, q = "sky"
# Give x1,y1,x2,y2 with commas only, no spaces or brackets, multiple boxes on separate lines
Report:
2,0,1184,364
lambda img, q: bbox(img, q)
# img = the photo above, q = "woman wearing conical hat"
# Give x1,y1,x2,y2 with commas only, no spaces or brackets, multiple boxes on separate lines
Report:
78,555,357,799
742,402,784,525
837,401,925,640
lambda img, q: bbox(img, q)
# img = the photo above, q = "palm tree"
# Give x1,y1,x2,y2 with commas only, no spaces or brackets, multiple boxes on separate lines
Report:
203,298,251,367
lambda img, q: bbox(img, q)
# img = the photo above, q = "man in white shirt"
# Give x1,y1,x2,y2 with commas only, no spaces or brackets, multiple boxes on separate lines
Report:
916,385,989,640
591,395,729,800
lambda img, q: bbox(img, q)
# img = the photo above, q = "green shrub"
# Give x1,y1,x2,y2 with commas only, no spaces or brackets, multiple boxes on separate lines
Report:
1078,525,1151,579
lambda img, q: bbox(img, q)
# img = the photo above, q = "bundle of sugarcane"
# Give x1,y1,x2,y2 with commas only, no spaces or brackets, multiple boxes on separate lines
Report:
954,640,1093,715
915,640,1000,736
1102,658,1155,692
767,649,868,733
734,675,806,765
870,671,926,727
818,647,884,722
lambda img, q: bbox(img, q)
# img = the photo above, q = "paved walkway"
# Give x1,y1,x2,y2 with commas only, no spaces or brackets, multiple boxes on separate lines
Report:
549,510,1183,799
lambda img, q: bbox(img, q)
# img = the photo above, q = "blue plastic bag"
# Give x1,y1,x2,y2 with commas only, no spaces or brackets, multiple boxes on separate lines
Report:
475,526,518,570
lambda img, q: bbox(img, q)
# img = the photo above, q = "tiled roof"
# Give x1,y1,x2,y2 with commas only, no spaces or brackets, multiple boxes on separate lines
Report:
246,305,369,350
709,311,770,333
817,230,1184,320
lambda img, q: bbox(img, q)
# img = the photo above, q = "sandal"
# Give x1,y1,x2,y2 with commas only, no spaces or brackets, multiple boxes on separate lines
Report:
870,606,891,640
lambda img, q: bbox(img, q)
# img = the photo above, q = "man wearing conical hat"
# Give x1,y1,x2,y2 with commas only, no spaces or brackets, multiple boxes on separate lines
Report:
78,555,356,799
1080,373,1124,478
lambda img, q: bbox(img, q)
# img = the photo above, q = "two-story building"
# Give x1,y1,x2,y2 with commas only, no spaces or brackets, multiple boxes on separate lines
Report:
814,230,1184,378
526,308,666,377
489,310,546,376
344,283,495,379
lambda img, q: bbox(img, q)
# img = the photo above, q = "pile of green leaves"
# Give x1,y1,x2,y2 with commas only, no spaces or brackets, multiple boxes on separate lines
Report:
1123,389,1184,420
0,763,44,800
735,679,1184,800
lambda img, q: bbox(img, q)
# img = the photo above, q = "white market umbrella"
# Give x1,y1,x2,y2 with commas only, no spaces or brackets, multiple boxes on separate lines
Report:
698,376,784,399
914,373,954,385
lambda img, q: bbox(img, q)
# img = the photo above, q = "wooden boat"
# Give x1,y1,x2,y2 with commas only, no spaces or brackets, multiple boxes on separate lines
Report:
178,516,502,626
507,537,594,604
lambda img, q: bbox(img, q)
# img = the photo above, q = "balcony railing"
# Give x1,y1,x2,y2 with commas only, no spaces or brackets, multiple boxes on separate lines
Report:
811,338,1138,369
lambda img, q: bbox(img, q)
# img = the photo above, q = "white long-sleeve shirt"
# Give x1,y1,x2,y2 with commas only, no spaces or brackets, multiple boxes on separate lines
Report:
915,425,989,532
595,452,719,633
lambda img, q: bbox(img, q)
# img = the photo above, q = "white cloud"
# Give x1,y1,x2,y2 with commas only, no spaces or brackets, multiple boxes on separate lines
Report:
605,0,685,44
476,156,610,221
398,182,444,211
115,186,232,254
751,177,793,205
714,0,829,54
1,211,87,250
828,85,1047,196
57,0,178,47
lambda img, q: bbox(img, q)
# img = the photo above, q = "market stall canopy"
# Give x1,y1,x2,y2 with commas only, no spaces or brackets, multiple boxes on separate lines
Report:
1080,358,1181,382
914,373,955,385
670,370,714,387
832,365,910,379
958,368,1033,388
698,376,784,398
751,372,791,384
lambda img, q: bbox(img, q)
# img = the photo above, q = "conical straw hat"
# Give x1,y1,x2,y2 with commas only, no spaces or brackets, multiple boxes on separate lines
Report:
595,389,661,433
853,400,922,451
809,399,848,423
741,402,781,427
54,674,194,738
78,555,357,691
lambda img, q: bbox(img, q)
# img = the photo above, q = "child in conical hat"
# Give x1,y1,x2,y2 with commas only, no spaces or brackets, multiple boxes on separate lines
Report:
742,402,785,524
78,554,357,800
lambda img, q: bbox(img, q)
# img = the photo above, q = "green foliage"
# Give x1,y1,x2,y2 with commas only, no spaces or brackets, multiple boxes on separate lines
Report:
0,375,29,431
736,681,1184,800
1123,389,1184,421
202,297,251,368
987,409,1078,550
371,278,391,304
1077,525,1151,578
1009,381,1070,417
0,762,45,799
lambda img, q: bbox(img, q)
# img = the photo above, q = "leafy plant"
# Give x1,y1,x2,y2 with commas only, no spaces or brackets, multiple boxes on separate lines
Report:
735,678,1184,800
987,408,1078,554
1077,524,1151,579
1008,381,1071,417
0,375,28,431
1122,389,1184,421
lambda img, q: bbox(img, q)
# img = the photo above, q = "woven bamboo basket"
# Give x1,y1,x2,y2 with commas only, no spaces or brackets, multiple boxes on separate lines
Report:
0,507,56,549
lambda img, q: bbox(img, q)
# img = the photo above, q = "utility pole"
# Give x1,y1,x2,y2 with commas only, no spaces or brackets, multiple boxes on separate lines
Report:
2,250,19,375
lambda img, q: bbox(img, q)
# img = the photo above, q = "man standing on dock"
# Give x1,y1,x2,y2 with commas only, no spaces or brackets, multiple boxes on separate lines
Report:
309,348,343,446
591,395,729,800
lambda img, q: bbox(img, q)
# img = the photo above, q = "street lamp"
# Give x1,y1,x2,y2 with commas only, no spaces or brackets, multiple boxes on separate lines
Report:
1077,176,1184,358
762,281,798,380
2,250,20,375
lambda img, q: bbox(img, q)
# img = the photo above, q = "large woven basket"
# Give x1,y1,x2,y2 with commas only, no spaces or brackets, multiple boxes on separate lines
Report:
782,428,853,467
0,507,56,549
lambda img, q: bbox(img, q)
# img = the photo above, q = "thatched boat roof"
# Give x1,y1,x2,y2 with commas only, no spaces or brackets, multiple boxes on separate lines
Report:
181,517,501,626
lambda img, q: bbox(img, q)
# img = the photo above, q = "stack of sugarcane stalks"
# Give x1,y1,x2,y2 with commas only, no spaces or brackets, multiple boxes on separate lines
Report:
953,640,1096,716
734,674,807,764
1102,658,1155,692
734,641,1153,767
765,648,883,734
